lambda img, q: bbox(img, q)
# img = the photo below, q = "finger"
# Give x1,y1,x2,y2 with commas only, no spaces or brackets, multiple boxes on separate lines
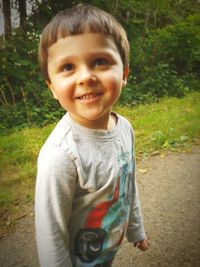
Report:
134,242,139,248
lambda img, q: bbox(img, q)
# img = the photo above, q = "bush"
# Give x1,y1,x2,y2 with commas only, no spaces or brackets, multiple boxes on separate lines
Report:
0,28,65,134
122,14,200,105
0,29,41,105
0,93,64,134
132,15,200,76
118,63,191,106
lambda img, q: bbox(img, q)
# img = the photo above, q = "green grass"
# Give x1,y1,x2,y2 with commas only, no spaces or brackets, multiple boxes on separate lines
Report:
0,92,200,223
115,92,200,156
0,124,55,222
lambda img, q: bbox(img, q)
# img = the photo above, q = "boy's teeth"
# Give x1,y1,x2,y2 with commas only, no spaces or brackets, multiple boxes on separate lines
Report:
80,93,99,100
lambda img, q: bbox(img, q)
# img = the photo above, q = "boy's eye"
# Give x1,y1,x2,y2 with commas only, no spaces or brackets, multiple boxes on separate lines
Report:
93,58,108,67
63,63,74,72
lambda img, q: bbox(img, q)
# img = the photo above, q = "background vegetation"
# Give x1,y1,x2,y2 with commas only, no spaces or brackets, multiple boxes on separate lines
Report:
0,0,200,133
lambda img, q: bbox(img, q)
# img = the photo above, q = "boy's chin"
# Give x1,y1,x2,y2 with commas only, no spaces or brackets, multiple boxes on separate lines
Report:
69,112,111,129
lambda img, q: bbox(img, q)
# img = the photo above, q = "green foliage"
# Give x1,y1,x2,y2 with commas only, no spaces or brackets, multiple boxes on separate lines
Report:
133,14,200,75
0,29,40,103
0,97,65,134
0,27,65,133
120,14,200,106
119,64,190,106
150,15,200,75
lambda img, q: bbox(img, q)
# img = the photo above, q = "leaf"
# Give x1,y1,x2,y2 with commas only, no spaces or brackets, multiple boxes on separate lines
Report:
16,213,27,220
179,135,189,142
138,168,148,174
162,140,169,148
18,60,31,66
152,150,160,156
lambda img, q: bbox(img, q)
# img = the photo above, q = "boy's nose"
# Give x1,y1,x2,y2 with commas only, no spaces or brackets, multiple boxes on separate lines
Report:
77,67,97,86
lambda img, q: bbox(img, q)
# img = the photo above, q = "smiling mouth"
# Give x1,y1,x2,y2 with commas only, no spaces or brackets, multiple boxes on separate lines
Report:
76,93,103,100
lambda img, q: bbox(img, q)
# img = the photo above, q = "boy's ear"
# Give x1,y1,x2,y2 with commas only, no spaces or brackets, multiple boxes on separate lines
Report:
46,80,58,100
122,66,129,87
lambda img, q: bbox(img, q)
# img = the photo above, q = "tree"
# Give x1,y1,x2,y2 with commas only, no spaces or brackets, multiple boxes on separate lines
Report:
18,0,27,30
2,0,12,38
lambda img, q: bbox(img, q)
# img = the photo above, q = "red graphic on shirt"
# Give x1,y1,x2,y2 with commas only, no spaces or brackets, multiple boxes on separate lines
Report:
85,181,119,228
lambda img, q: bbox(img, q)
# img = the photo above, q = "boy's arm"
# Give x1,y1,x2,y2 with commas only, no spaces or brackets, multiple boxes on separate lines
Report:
35,146,77,267
126,126,149,250
126,179,146,244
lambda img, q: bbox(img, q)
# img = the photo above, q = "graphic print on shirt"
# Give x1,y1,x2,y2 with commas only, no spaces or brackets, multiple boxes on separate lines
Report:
74,152,134,265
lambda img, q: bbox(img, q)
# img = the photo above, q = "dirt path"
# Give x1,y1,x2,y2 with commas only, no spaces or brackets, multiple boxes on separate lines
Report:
0,147,200,267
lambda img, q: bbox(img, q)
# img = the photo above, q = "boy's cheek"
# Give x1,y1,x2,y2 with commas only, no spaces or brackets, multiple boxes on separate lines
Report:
51,90,59,100
102,69,123,84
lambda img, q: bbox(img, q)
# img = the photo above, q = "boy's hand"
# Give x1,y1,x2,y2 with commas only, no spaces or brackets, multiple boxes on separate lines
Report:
134,238,150,251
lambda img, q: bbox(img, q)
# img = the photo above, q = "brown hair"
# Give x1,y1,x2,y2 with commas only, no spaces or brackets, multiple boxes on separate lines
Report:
38,4,129,81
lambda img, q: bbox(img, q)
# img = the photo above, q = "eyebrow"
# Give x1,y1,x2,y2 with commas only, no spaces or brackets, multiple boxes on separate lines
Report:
53,55,75,67
54,50,118,66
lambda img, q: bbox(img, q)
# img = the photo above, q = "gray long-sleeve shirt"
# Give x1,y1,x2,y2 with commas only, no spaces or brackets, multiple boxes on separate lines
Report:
35,112,145,267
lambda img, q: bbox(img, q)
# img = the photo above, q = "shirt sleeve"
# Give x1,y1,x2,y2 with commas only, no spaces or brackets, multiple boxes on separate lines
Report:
35,145,77,267
126,177,146,244
126,125,146,244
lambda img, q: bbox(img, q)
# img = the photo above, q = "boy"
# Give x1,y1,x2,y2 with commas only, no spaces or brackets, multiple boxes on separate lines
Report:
35,4,149,267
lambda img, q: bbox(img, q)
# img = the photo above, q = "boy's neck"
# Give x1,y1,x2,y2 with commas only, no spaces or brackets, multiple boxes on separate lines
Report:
68,112,116,130
107,113,117,130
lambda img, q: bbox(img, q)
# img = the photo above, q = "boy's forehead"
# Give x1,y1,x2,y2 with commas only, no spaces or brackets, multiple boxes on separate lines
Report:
47,32,119,60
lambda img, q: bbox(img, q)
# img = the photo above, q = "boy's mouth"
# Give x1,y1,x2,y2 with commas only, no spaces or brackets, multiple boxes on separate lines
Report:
76,92,103,100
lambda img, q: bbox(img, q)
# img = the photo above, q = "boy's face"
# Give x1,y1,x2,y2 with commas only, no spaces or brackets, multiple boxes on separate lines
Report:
47,33,128,129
